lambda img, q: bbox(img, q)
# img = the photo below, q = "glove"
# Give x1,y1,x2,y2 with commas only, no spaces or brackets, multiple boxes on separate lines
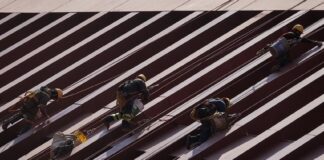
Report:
316,41,322,47
256,48,266,55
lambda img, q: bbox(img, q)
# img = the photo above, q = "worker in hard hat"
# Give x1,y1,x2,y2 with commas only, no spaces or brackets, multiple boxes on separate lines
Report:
102,74,150,130
186,97,238,149
257,24,322,72
2,86,63,134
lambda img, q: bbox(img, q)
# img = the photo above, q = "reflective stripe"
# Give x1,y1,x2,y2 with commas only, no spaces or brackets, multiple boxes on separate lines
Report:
122,114,133,121
112,113,122,121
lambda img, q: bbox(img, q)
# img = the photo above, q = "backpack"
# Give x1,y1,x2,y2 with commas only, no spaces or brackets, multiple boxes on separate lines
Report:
118,80,132,96
15,91,39,114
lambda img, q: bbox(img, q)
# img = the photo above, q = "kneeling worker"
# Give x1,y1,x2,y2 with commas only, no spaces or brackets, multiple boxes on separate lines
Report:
2,86,63,134
186,97,238,149
257,24,322,71
102,74,150,130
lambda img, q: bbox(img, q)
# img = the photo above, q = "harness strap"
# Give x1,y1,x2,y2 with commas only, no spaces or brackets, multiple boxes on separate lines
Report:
23,91,39,104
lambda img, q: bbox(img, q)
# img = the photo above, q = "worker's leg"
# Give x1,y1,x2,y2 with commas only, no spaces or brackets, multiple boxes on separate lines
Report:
121,120,131,131
197,123,212,144
119,100,138,131
18,122,32,135
17,113,36,135
186,134,200,149
2,112,24,130
186,124,212,149
271,57,283,72
121,100,133,115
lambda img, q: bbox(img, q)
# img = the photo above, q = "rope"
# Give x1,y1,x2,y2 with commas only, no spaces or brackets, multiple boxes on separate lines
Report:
85,6,312,158
86,43,263,159
20,1,324,159
56,0,312,100
152,11,283,94
61,73,122,99
59,0,268,99
153,1,322,96
89,4,324,158
57,10,215,100
47,1,320,158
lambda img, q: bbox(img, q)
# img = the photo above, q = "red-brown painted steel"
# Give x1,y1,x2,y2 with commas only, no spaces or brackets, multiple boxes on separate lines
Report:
0,10,323,160
190,52,324,159
108,12,324,159
0,13,36,35
0,13,66,53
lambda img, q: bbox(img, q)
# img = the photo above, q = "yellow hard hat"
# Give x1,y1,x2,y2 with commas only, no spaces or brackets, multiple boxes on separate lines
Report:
137,74,147,82
55,88,63,99
292,24,304,34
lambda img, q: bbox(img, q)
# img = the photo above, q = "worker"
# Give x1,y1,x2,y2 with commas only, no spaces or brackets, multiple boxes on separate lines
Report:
186,97,238,149
102,74,150,130
50,131,87,159
257,24,322,71
1,86,63,134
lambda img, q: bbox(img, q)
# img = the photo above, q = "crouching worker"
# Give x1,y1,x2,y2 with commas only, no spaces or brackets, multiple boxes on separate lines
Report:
257,24,322,72
2,86,63,134
186,97,238,149
102,74,149,131
50,131,87,160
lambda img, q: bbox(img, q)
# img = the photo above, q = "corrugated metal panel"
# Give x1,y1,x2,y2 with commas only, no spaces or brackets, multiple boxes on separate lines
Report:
0,9,323,160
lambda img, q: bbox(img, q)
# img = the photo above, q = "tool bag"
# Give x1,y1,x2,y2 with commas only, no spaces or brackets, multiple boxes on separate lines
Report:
209,112,228,133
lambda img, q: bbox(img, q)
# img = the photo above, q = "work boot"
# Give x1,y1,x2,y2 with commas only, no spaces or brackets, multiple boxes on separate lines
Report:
2,121,9,130
316,41,322,47
186,136,192,149
121,120,131,132
186,136,201,150
2,113,23,130
104,122,110,130
271,64,281,72
102,116,114,130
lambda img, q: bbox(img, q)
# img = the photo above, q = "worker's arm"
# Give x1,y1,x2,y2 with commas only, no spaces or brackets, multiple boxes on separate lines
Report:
39,104,50,119
283,32,322,47
9,98,24,112
256,44,271,55
301,37,322,47
138,81,149,102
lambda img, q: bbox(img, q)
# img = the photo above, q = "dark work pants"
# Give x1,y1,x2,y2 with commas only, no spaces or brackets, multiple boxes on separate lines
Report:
187,122,212,148
7,112,24,125
6,112,33,135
